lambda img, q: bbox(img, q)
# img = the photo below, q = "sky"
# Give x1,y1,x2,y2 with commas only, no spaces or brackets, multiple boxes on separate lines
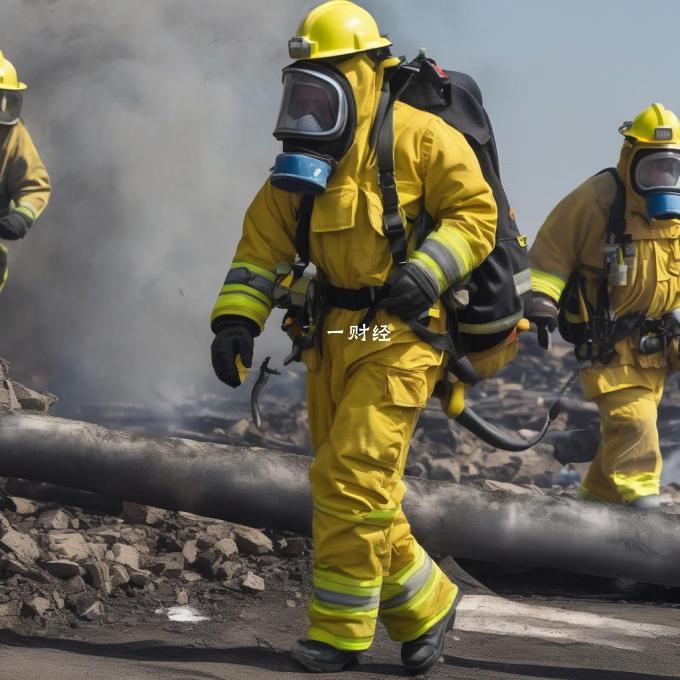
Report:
0,0,678,409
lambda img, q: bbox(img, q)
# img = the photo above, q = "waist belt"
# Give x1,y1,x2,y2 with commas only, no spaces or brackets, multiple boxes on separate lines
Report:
325,284,384,310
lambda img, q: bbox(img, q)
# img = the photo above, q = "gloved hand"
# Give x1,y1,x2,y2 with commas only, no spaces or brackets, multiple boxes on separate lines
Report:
0,211,32,240
379,261,440,322
210,316,259,388
526,293,559,349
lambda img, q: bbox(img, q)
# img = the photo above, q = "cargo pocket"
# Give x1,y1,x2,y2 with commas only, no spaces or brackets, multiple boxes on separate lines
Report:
311,184,357,234
386,368,428,408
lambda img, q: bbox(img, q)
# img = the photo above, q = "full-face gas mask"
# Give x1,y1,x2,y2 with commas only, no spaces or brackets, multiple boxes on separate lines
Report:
631,149,680,220
270,61,356,194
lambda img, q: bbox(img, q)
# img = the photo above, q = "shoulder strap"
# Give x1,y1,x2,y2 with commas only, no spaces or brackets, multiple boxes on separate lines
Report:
596,167,627,244
293,194,314,277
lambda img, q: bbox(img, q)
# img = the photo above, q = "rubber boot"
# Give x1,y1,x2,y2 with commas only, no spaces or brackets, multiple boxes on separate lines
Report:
290,640,360,673
400,601,457,674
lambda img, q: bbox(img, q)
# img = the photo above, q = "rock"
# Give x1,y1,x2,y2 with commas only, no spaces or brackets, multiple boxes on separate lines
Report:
22,596,51,618
84,559,112,594
240,571,265,593
87,542,107,562
175,589,189,605
11,381,57,411
0,600,21,618
0,528,40,563
127,567,151,587
0,378,21,411
205,523,233,540
36,509,71,531
119,527,147,545
110,543,140,571
195,533,216,550
233,526,273,556
48,532,91,561
429,458,461,483
121,502,167,527
110,564,130,586
195,549,221,578
214,538,238,560
181,571,202,583
151,553,184,578
91,529,120,547
230,419,250,438
215,561,243,580
482,480,536,495
52,591,65,610
79,600,105,621
43,560,82,579
63,575,87,594
281,536,307,556
9,497,39,516
182,540,199,566
484,452,522,469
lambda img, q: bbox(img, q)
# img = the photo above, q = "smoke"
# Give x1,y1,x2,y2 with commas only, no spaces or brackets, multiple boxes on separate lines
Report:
0,0,313,408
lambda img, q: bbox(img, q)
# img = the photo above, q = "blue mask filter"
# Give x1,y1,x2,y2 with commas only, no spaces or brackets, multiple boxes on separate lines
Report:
270,152,334,194
645,192,680,220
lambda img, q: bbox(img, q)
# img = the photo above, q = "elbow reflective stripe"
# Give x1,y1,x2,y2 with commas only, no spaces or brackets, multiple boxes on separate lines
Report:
415,240,461,287
424,228,476,281
531,268,565,303
380,551,433,610
224,264,276,299
513,268,532,296
14,204,35,221
410,251,447,291
313,498,400,527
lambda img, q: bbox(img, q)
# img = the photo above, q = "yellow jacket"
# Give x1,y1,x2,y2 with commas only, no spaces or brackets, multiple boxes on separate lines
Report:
529,142,680,372
0,121,51,221
211,54,497,332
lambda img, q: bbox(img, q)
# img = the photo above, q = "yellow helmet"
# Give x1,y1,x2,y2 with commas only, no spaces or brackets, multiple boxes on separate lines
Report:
619,103,680,144
288,1,392,60
0,51,27,91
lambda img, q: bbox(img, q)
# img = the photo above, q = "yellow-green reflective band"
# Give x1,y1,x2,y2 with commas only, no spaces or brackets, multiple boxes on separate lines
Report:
380,553,433,610
230,261,277,282
417,239,461,286
211,291,269,329
427,228,475,278
381,564,438,616
395,588,458,643
410,251,447,291
458,310,524,335
307,626,374,652
217,283,271,307
313,499,399,527
14,205,35,221
314,568,382,592
531,268,565,302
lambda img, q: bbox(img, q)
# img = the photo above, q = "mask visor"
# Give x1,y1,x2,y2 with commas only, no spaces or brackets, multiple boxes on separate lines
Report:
633,151,680,192
0,90,21,125
274,68,347,141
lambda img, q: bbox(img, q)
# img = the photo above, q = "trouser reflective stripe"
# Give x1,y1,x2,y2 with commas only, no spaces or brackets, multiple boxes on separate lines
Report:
380,549,433,610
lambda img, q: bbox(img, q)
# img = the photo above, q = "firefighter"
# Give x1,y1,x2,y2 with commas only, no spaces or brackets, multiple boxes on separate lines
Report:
0,50,51,292
210,1,497,671
529,103,680,509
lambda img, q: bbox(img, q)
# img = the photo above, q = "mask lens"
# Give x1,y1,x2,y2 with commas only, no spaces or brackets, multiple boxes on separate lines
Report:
274,68,346,140
634,152,680,191
0,90,22,125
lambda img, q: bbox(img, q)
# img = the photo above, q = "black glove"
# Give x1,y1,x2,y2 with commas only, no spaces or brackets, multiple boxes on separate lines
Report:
0,211,32,240
210,316,259,388
379,261,440,322
526,293,559,349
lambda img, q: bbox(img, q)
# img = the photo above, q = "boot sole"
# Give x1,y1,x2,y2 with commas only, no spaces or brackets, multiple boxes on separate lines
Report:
290,649,359,673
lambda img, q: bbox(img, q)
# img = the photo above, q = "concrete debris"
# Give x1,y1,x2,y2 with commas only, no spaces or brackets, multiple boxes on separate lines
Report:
22,595,51,618
43,560,82,579
233,525,273,556
110,543,140,571
9,498,39,516
121,501,167,526
240,571,265,594
36,509,71,530
48,532,91,562
1,527,40,563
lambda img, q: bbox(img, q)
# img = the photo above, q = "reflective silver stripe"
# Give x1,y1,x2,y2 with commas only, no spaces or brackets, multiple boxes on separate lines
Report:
314,587,381,610
513,268,532,296
419,239,462,284
224,266,275,298
380,554,433,610
457,310,524,335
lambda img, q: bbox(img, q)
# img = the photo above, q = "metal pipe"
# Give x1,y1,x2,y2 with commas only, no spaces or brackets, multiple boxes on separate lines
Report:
0,412,678,586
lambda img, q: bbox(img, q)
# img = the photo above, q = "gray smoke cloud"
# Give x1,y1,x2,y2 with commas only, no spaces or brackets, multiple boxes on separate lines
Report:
0,0,315,408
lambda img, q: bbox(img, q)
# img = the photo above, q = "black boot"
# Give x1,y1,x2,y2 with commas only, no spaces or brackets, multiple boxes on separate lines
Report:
290,639,360,673
400,601,457,674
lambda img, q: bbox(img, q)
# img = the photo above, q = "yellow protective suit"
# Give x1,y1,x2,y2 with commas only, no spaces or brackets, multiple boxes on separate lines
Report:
211,53,497,650
529,141,680,503
0,120,51,292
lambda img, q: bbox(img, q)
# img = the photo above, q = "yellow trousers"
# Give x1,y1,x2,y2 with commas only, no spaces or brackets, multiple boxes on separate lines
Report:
303,307,458,651
579,364,667,503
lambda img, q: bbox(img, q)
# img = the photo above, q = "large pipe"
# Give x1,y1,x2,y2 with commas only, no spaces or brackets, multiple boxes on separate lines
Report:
0,413,678,586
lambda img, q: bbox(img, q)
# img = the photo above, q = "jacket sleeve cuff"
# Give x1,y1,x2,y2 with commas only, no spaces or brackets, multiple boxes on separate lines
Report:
530,268,566,303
